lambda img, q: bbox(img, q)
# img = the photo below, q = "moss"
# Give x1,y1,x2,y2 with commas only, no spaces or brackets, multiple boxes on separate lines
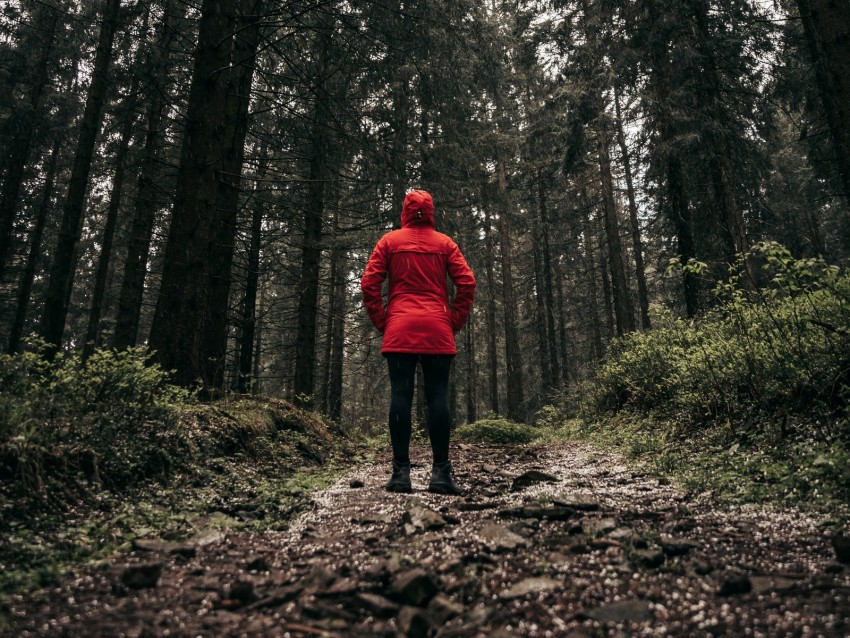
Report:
454,418,541,444
0,395,379,598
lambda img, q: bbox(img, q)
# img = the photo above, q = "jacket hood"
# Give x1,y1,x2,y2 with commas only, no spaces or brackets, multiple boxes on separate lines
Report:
401,190,435,228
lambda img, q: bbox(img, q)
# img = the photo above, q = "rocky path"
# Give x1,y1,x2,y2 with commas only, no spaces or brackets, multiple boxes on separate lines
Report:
6,442,850,637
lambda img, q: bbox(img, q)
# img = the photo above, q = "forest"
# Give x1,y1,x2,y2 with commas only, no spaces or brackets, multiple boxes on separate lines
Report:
0,0,849,427
3,1,850,634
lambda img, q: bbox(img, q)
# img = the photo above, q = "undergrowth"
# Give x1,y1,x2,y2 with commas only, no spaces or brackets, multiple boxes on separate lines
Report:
0,345,376,599
566,243,850,518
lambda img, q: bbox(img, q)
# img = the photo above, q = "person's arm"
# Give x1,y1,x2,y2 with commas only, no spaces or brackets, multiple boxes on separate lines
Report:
447,241,476,332
361,238,389,332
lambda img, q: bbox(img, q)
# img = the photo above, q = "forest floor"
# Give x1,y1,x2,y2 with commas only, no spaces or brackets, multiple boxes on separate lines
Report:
4,441,850,638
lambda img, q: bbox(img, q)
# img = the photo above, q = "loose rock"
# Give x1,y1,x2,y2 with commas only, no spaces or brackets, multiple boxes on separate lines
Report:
498,577,561,600
585,599,651,623
510,470,559,492
387,569,439,607
479,523,528,553
120,562,163,589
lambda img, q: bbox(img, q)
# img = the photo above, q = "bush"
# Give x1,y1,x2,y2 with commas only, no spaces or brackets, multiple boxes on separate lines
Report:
454,417,540,444
585,243,850,440
0,343,191,491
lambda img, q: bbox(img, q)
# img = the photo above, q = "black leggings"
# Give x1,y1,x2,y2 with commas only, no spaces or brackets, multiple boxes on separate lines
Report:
385,353,453,465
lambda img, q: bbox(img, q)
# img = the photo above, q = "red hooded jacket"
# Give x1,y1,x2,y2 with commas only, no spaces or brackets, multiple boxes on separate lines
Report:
361,190,476,355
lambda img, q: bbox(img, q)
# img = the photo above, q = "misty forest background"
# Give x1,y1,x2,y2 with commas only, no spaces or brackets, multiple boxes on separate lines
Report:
2,0,850,434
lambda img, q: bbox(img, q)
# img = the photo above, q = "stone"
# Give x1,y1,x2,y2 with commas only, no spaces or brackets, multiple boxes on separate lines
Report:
553,494,600,511
658,535,697,557
349,478,365,489
585,517,618,536
479,523,528,553
607,527,637,543
585,599,651,623
246,556,269,572
717,572,752,596
121,562,163,589
427,593,464,624
403,502,447,532
226,580,255,604
510,470,559,492
387,568,439,607
498,505,575,521
498,577,561,600
192,529,226,547
633,548,665,569
832,534,850,564
354,593,399,618
398,605,431,638
245,584,303,610
750,575,800,594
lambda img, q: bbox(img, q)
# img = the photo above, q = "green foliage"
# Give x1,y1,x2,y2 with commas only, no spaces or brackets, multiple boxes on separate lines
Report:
585,243,850,438
454,417,541,444
0,343,192,490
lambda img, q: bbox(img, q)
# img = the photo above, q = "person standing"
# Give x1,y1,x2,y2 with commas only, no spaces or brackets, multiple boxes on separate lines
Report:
361,190,476,494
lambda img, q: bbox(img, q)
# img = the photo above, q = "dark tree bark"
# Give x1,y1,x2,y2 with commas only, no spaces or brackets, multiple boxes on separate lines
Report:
82,83,138,361
797,0,850,204
483,203,500,415
668,156,699,318
465,307,477,423
614,88,651,329
39,0,122,353
598,128,635,336
537,173,560,386
237,179,265,394
205,0,263,387
112,0,183,350
149,0,237,387
7,137,61,354
531,218,553,392
497,162,525,422
583,200,604,360
326,245,347,423
0,3,60,284
293,20,333,407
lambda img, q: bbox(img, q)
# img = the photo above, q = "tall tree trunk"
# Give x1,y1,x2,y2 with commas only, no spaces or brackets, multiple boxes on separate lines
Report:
82,85,137,360
112,0,183,350
39,0,122,354
497,162,525,422
327,245,347,423
483,203,500,415
7,137,61,354
293,21,333,407
552,253,571,383
797,0,850,205
319,202,340,413
583,202,604,360
668,156,699,317
531,218,553,393
205,0,263,388
537,173,560,386
0,3,60,284
598,128,635,336
465,307,477,423
149,0,237,387
237,178,265,394
252,282,265,395
614,88,651,329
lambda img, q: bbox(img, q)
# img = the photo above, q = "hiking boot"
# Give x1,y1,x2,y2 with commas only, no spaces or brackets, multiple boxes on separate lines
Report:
385,461,412,493
428,461,462,495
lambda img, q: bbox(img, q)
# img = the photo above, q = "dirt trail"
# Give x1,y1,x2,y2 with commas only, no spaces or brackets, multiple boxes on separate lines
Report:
6,442,850,637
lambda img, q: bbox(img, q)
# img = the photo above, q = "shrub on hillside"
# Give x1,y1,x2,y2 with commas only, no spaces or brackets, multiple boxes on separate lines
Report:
0,344,191,491
585,243,850,439
454,417,540,444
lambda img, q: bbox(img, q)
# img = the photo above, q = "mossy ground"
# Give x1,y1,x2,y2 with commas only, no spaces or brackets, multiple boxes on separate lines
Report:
561,413,850,524
0,397,379,603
